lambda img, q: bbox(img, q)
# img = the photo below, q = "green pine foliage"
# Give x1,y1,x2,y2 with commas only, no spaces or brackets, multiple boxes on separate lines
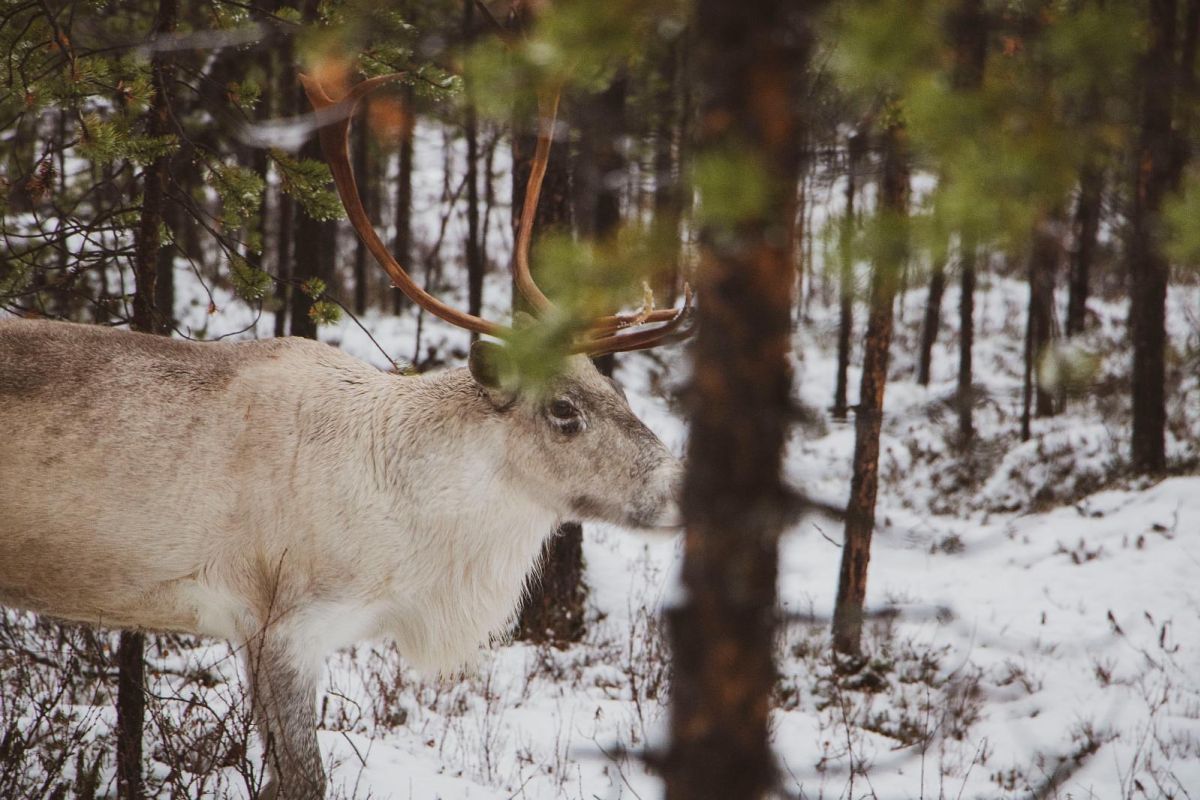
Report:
271,150,345,222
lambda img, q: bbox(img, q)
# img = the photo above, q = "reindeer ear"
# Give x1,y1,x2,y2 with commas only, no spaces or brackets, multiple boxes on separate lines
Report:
469,340,519,408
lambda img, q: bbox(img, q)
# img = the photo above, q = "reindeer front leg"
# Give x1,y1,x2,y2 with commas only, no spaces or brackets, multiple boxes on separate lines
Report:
242,633,326,800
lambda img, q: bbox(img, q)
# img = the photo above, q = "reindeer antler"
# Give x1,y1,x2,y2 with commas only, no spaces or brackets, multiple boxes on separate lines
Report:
300,71,693,355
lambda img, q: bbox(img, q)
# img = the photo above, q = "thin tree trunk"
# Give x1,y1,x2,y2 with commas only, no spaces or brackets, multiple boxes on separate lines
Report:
130,0,176,337
949,0,986,445
957,242,977,441
1067,168,1102,338
1129,0,1192,473
273,35,296,336
121,3,177,796
291,41,327,342
1032,213,1059,420
831,117,908,661
653,38,683,305
574,73,628,377
464,0,483,340
291,130,322,340
664,2,815,797
833,130,864,419
917,252,946,386
393,85,415,316
153,192,178,330
353,104,371,316
792,161,807,323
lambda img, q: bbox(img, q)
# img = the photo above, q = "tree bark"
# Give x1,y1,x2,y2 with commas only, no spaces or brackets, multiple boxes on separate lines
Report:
957,242,977,442
289,0,330,340
1129,0,1191,474
393,84,415,316
290,129,323,340
1066,168,1102,337
353,103,371,316
917,252,946,386
574,73,628,377
831,117,908,661
652,38,684,305
833,130,864,418
948,0,986,445
464,0,483,340
130,0,176,337
664,2,816,797
1021,210,1060,439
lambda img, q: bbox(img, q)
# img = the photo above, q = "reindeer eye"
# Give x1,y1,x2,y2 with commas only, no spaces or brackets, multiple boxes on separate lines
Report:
549,399,578,420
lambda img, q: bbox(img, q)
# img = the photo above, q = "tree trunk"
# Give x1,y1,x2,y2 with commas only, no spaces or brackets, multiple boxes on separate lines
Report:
290,129,322,340
949,0,986,445
664,2,815,798
574,74,628,378
130,0,176,337
652,38,684,305
512,89,583,644
957,242,976,442
917,252,946,386
833,130,864,419
119,1,177,795
1022,211,1060,439
393,85,415,317
353,103,371,316
464,0,483,340
1066,167,1102,337
831,117,908,661
1129,0,1191,474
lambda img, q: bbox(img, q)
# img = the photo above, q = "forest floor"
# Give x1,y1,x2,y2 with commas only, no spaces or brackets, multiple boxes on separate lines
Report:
4,268,1200,799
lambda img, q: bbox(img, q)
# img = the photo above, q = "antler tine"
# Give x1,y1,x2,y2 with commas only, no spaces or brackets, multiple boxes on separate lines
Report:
300,72,505,338
517,87,695,352
580,284,694,355
512,88,559,314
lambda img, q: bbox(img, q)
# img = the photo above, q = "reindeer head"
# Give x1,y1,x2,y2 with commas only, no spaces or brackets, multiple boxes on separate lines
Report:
468,342,682,530
301,72,692,531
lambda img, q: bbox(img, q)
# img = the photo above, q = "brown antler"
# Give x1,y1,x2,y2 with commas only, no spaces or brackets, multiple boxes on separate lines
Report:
300,73,504,337
511,88,694,353
301,72,692,354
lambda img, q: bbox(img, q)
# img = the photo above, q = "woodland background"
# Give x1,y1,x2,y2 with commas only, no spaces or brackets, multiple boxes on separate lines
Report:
2,0,1200,798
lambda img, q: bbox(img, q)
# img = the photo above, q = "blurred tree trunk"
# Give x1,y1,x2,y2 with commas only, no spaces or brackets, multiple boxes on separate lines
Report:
464,0,483,339
831,115,908,661
512,88,583,644
1066,168,1102,338
1021,210,1060,440
1129,0,1196,473
833,129,864,419
957,241,977,441
653,38,685,305
950,0,986,445
574,73,628,377
664,1,815,797
393,85,415,316
121,3,178,796
917,249,946,386
353,104,371,316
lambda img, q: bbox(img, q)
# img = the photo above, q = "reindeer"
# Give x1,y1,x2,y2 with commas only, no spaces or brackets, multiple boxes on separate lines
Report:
0,73,690,799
